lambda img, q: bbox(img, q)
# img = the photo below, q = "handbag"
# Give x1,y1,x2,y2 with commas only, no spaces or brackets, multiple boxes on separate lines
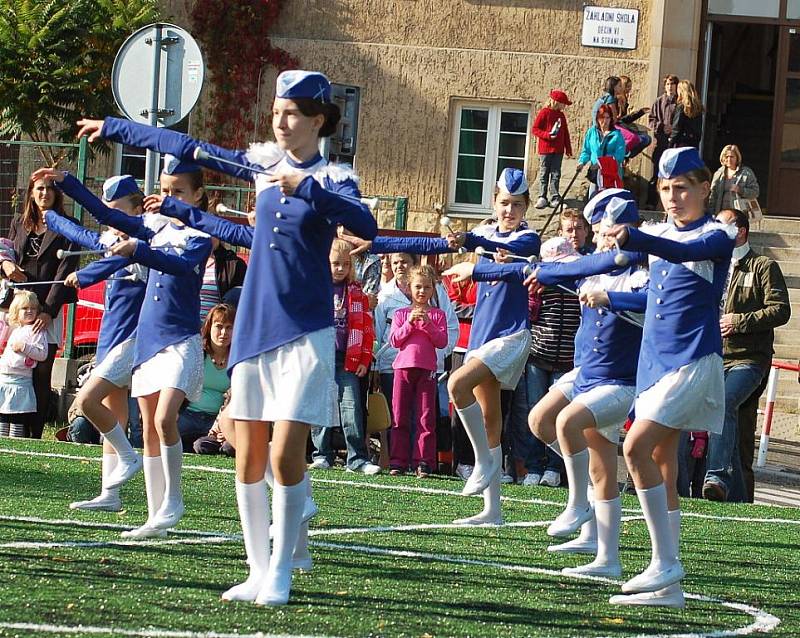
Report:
366,390,391,434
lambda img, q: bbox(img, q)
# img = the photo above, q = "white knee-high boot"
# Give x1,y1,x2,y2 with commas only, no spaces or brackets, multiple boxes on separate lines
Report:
563,496,621,577
71,453,122,511
453,446,503,525
256,480,305,606
121,455,166,539
547,449,593,537
548,482,598,554
222,479,270,601
456,402,498,496
150,442,184,530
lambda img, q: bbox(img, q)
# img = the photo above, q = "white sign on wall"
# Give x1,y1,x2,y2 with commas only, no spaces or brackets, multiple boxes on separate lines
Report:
581,6,639,50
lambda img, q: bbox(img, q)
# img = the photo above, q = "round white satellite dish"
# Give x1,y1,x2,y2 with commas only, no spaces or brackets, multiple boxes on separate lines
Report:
111,23,205,128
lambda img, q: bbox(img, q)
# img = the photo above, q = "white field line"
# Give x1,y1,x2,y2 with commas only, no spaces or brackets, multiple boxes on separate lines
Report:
0,623,328,638
0,511,783,638
2,447,800,525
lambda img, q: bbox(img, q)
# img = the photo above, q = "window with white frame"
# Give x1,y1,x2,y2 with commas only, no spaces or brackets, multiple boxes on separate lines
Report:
449,102,531,215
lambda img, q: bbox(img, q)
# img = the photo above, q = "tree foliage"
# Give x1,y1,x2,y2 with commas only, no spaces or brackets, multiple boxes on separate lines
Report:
0,0,160,162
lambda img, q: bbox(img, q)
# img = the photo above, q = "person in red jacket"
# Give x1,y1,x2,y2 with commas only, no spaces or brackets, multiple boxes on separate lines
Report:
532,90,574,209
310,238,380,474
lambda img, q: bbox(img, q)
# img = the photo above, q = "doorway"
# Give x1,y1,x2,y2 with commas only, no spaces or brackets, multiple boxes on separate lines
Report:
702,22,777,209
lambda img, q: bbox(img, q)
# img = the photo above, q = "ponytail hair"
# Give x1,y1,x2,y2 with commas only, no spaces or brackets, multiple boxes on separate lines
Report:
292,98,341,138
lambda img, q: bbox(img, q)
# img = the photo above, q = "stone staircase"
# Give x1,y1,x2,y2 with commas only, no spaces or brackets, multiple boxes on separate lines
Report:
748,217,800,452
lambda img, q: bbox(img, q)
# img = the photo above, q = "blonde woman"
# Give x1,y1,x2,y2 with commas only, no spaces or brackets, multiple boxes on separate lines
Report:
669,80,703,149
708,145,760,214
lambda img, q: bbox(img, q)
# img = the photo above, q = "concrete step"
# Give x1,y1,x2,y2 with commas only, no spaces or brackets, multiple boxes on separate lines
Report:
750,231,800,249
759,395,798,413
775,327,800,345
753,217,800,233
773,342,800,360
755,246,800,261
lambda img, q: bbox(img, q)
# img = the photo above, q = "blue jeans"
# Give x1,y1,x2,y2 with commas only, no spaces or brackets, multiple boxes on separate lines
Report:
177,408,217,453
509,362,565,475
704,364,764,499
311,358,370,470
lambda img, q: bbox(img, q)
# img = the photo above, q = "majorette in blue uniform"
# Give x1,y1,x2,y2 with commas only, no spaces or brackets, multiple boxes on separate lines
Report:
609,147,735,608
84,70,378,607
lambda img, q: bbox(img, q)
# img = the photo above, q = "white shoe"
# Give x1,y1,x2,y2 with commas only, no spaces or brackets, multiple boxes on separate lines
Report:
562,560,622,578
500,473,515,485
120,524,167,539
308,458,331,470
535,196,549,209
547,505,593,537
547,538,598,554
521,472,541,486
347,462,381,475
549,196,561,208
292,555,313,571
70,494,122,512
254,568,291,606
539,469,562,487
622,561,684,594
149,499,184,530
609,583,686,608
104,454,142,490
461,456,501,496
452,512,504,526
221,574,266,602
455,464,474,480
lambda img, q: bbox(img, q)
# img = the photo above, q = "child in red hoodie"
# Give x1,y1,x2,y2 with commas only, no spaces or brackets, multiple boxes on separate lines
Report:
532,89,573,209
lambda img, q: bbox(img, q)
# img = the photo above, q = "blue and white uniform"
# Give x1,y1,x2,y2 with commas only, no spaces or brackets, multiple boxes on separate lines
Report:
370,223,540,389
536,250,648,442
623,218,735,433
46,177,147,388
68,173,212,402
97,117,378,426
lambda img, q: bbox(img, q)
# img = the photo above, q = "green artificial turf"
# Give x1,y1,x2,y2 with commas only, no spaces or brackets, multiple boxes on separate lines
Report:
0,438,797,638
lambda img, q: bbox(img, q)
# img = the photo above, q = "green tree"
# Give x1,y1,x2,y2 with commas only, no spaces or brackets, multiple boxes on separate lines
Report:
0,0,161,164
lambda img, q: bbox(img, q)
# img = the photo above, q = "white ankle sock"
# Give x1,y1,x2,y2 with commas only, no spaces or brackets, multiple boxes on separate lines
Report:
257,480,305,605
99,454,120,500
563,449,590,510
103,424,137,462
455,402,490,466
222,479,270,601
594,497,621,565
143,455,165,521
160,442,183,507
636,483,676,568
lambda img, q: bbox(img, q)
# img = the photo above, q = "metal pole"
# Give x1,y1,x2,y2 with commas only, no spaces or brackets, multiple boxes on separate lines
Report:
756,365,780,468
144,24,163,194
63,136,88,359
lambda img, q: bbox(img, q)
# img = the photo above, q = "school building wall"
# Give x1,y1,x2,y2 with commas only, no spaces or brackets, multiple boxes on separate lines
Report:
161,0,703,231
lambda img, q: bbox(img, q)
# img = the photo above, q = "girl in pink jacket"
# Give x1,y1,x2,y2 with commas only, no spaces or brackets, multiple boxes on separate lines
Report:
389,265,448,477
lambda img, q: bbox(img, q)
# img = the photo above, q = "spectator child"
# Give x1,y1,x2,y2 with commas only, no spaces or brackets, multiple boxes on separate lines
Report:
310,238,379,475
389,264,448,477
0,291,49,438
532,90,573,209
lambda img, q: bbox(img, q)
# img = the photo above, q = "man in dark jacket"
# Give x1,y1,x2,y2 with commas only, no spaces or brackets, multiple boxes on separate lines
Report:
703,208,791,502
647,75,678,206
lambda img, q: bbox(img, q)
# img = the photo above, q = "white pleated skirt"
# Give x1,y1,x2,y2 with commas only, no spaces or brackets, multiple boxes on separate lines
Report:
227,327,338,427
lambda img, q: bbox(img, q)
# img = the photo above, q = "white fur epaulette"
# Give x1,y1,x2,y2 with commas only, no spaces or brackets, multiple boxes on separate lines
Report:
245,142,285,173
142,213,172,234
711,220,740,240
314,163,360,186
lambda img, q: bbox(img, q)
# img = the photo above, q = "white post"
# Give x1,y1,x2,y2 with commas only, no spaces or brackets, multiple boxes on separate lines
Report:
756,366,779,468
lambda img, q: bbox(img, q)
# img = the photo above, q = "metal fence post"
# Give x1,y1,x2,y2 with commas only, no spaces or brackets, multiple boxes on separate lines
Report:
395,197,408,230
63,137,88,359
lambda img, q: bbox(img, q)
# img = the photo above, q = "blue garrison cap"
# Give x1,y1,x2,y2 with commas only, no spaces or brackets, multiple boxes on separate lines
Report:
276,70,331,103
162,154,202,176
583,188,638,225
658,147,706,179
496,168,529,196
102,175,142,202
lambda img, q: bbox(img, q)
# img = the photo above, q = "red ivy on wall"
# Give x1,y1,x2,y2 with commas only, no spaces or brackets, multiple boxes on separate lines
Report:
187,0,298,148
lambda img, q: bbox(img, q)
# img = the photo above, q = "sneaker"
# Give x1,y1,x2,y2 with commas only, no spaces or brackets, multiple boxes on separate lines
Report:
308,458,331,470
702,480,727,502
539,469,562,487
535,196,549,209
549,195,561,207
389,467,404,476
415,462,431,479
500,472,515,485
347,462,381,476
521,472,541,486
455,463,474,480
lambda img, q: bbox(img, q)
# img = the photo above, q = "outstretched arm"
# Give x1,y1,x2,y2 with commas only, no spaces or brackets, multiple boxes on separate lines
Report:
127,235,212,277
75,256,133,289
621,225,735,263
371,235,451,255
534,250,645,287
159,197,254,248
463,229,541,257
44,210,105,251
607,290,648,313
294,175,377,240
